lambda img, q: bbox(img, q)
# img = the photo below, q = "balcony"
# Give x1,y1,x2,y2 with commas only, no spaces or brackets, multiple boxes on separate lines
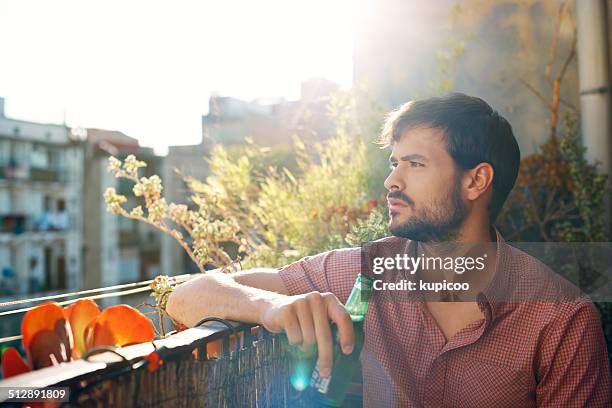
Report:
0,164,67,183
34,211,70,232
29,167,67,183
0,164,28,181
0,215,26,235
0,212,70,235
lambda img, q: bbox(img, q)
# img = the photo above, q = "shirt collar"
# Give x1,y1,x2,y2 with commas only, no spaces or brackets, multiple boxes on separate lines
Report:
477,227,514,322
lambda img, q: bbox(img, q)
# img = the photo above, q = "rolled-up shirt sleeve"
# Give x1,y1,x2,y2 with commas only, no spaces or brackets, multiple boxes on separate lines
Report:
277,247,362,303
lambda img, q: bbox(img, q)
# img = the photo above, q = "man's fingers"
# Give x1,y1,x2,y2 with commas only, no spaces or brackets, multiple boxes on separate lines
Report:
282,306,303,345
275,291,356,379
307,292,334,377
294,298,316,350
327,297,355,355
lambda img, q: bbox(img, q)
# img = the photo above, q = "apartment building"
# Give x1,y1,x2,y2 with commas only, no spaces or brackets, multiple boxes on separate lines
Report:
202,78,338,146
0,97,83,297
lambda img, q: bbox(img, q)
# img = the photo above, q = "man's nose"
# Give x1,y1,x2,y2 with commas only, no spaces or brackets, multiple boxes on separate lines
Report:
384,168,405,192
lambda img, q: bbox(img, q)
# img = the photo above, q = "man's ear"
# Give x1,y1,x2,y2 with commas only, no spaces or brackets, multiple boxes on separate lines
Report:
464,163,494,202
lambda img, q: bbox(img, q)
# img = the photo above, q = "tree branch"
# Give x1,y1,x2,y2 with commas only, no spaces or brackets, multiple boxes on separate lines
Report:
545,1,566,82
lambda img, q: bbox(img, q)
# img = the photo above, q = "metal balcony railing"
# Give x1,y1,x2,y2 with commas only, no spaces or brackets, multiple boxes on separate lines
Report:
0,321,304,407
0,164,68,183
0,212,70,235
0,276,364,407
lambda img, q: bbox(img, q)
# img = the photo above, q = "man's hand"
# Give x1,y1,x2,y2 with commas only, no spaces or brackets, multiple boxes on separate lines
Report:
261,291,355,378
166,271,355,378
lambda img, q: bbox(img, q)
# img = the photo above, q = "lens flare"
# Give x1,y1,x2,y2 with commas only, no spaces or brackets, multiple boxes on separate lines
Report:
290,361,311,391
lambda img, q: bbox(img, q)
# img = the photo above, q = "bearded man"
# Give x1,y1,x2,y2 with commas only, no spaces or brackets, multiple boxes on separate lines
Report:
167,93,611,407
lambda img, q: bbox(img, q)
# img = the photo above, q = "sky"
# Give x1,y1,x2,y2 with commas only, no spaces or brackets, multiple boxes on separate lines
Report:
0,0,354,154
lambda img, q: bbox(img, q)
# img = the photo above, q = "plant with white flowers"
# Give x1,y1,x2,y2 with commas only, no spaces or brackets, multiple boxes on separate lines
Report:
104,155,250,274
104,154,254,333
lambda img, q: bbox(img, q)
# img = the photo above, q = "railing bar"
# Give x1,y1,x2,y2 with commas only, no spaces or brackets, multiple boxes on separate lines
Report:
244,327,252,349
0,281,150,308
0,272,205,345
0,273,198,342
0,334,21,344
222,336,230,357
0,285,159,343
0,285,152,319
0,273,195,308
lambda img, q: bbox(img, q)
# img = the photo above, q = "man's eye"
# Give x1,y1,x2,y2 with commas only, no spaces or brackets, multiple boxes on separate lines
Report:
410,161,424,167
389,162,398,169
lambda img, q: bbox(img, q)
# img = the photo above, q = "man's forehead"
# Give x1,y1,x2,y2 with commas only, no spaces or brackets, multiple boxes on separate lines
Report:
389,126,449,158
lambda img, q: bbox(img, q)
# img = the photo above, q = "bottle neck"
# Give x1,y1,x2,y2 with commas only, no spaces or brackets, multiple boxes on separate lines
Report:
344,274,372,321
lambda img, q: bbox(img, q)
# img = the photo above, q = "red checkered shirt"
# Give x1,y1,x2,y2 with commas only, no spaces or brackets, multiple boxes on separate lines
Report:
278,231,612,407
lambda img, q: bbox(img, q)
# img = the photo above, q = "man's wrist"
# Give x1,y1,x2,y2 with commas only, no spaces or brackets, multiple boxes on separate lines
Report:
252,293,284,333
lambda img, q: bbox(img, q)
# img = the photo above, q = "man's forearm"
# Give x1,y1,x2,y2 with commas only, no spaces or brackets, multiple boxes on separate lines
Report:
166,270,285,327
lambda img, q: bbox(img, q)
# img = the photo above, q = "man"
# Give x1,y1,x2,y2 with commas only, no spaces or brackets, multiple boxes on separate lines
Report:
167,93,611,407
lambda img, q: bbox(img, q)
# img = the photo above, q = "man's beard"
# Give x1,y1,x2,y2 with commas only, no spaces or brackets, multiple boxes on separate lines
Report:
389,175,467,242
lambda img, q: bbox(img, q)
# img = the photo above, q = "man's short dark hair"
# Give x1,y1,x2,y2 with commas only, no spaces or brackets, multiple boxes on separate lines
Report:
378,92,521,222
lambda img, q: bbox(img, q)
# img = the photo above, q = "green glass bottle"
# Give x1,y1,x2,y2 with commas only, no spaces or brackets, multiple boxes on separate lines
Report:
306,274,373,406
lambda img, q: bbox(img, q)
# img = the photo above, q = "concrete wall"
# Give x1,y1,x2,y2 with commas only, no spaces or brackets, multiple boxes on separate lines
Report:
160,144,209,276
0,117,70,145
82,152,119,289
353,0,580,156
